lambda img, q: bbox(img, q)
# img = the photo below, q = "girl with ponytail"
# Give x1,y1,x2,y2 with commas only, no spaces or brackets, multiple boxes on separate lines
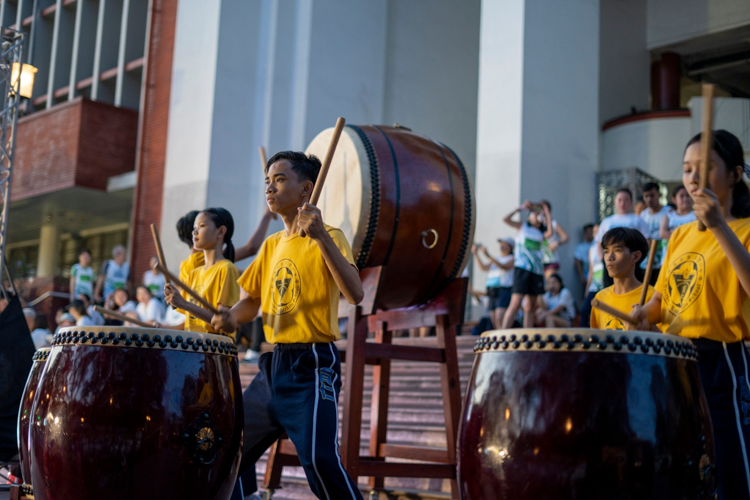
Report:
164,207,241,340
631,129,750,498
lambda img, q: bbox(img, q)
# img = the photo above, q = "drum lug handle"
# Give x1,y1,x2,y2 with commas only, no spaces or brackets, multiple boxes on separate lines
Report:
421,229,439,249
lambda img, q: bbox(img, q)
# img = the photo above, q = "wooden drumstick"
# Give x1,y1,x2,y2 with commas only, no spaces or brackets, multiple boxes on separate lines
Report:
258,146,267,170
591,299,639,327
639,239,659,306
94,305,152,328
697,83,715,232
299,116,346,237
150,224,169,270
154,262,220,315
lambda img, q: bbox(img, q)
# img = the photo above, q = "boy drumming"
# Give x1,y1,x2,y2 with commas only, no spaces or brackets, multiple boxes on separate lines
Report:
631,130,750,499
212,151,364,500
590,227,656,330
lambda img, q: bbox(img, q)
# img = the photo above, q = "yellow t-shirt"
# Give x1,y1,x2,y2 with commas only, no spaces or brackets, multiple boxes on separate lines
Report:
656,219,750,342
237,225,356,344
180,259,240,340
591,284,656,331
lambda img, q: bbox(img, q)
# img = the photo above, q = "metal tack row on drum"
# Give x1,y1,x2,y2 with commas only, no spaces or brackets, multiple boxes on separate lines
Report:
458,329,716,500
18,326,243,500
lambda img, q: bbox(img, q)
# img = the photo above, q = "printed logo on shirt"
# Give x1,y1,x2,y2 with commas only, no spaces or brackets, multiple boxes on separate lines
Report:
605,316,625,331
664,252,705,316
271,259,301,315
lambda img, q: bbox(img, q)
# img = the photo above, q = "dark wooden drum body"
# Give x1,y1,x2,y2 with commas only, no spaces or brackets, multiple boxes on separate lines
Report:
18,348,50,486
307,125,475,310
28,327,243,500
459,330,716,500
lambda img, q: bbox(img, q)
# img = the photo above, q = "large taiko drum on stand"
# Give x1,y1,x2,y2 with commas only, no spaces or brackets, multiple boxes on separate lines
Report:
27,327,243,500
17,348,50,487
306,125,475,310
459,330,716,500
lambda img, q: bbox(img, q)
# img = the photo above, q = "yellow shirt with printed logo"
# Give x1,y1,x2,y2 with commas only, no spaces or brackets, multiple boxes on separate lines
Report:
591,285,657,331
656,219,750,342
179,258,239,340
237,225,356,344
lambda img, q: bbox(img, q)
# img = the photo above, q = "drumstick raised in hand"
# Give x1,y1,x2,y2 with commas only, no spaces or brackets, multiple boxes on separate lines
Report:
94,305,152,328
151,224,172,285
639,239,659,306
153,262,220,315
697,83,714,232
591,299,639,327
299,117,346,237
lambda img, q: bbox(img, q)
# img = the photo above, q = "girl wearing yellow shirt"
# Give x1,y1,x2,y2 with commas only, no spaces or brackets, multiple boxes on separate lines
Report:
632,130,750,499
165,207,240,339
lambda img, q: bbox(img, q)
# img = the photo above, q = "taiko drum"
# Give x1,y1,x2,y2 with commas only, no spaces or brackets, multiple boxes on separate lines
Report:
17,348,50,487
306,125,475,310
459,329,716,500
27,327,243,500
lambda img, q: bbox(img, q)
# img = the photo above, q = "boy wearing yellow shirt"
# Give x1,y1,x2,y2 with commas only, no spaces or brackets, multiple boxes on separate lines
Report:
591,227,656,330
213,151,365,500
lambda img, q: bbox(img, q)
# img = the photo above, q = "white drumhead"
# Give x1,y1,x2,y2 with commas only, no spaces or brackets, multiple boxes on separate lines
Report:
305,127,371,261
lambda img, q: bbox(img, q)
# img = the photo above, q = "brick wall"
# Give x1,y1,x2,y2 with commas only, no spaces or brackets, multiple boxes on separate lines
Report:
129,0,178,281
12,98,138,201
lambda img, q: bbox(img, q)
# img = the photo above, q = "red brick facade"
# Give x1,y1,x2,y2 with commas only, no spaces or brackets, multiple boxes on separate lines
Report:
129,0,178,280
12,98,138,201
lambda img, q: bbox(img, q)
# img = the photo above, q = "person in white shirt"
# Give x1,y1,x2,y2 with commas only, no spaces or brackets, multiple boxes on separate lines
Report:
69,299,96,327
639,182,671,285
69,248,95,302
472,238,515,329
537,274,575,327
77,293,105,325
539,200,569,278
595,188,649,288
94,245,130,303
110,288,137,315
136,285,165,324
659,185,696,266
142,256,166,302
30,314,53,349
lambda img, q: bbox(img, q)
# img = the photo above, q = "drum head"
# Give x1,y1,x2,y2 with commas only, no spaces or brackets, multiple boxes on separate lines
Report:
306,127,371,261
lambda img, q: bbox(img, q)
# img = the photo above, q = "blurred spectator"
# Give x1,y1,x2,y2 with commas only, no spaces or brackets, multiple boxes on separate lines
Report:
472,238,514,329
580,223,602,327
69,299,95,327
136,285,165,323
163,305,186,327
536,274,575,327
22,307,35,331
501,201,552,328
94,245,130,303
634,198,646,215
639,182,671,285
111,288,137,315
58,313,75,329
70,248,95,302
574,223,595,292
124,311,142,328
30,314,53,349
659,185,696,266
78,293,105,325
539,200,569,278
142,256,166,301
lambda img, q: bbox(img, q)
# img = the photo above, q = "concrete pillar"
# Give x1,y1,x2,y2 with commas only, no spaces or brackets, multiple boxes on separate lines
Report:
475,0,600,299
37,223,59,277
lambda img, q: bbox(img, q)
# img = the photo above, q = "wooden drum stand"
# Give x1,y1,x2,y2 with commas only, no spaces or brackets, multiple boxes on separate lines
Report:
263,267,467,499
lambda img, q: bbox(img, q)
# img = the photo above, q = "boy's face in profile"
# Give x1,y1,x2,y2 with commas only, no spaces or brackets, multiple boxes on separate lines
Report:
602,241,641,278
265,160,312,214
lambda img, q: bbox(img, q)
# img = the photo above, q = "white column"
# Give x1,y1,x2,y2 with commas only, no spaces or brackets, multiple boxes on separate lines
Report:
37,223,59,277
475,0,600,298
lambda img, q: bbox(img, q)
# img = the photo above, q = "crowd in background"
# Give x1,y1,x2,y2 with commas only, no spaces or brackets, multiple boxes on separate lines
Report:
472,182,696,332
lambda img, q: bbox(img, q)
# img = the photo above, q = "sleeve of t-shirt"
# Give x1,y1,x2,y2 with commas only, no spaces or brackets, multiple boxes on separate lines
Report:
561,289,574,311
590,290,602,328
71,264,78,279
217,265,240,308
328,228,357,269
636,217,650,237
594,220,609,243
100,260,109,275
237,241,267,299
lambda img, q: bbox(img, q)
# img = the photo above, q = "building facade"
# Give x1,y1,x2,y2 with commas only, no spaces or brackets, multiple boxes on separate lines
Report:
4,0,750,313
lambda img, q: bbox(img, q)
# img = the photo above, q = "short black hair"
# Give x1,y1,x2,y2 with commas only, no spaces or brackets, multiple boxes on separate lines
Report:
616,187,633,200
548,273,564,288
69,299,88,316
79,248,91,256
266,151,322,185
601,227,649,267
177,210,200,247
583,223,594,232
672,185,687,198
642,182,659,194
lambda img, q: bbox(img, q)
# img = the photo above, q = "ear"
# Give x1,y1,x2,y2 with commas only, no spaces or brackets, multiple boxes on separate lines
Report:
301,180,314,198
632,250,642,263
217,225,227,240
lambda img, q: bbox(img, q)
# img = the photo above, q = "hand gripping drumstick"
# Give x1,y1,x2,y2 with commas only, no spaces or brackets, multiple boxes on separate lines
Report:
299,117,346,237
698,84,715,232
591,299,639,327
94,305,152,328
153,262,220,315
639,239,659,306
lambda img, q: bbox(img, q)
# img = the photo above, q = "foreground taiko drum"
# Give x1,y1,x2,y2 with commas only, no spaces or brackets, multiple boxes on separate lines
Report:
17,348,50,487
307,125,475,310
459,330,716,500
28,327,243,500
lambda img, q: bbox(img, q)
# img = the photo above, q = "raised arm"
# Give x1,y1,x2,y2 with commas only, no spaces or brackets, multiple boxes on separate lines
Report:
543,205,554,240
555,221,569,245
472,245,491,272
504,208,522,230
659,213,672,240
